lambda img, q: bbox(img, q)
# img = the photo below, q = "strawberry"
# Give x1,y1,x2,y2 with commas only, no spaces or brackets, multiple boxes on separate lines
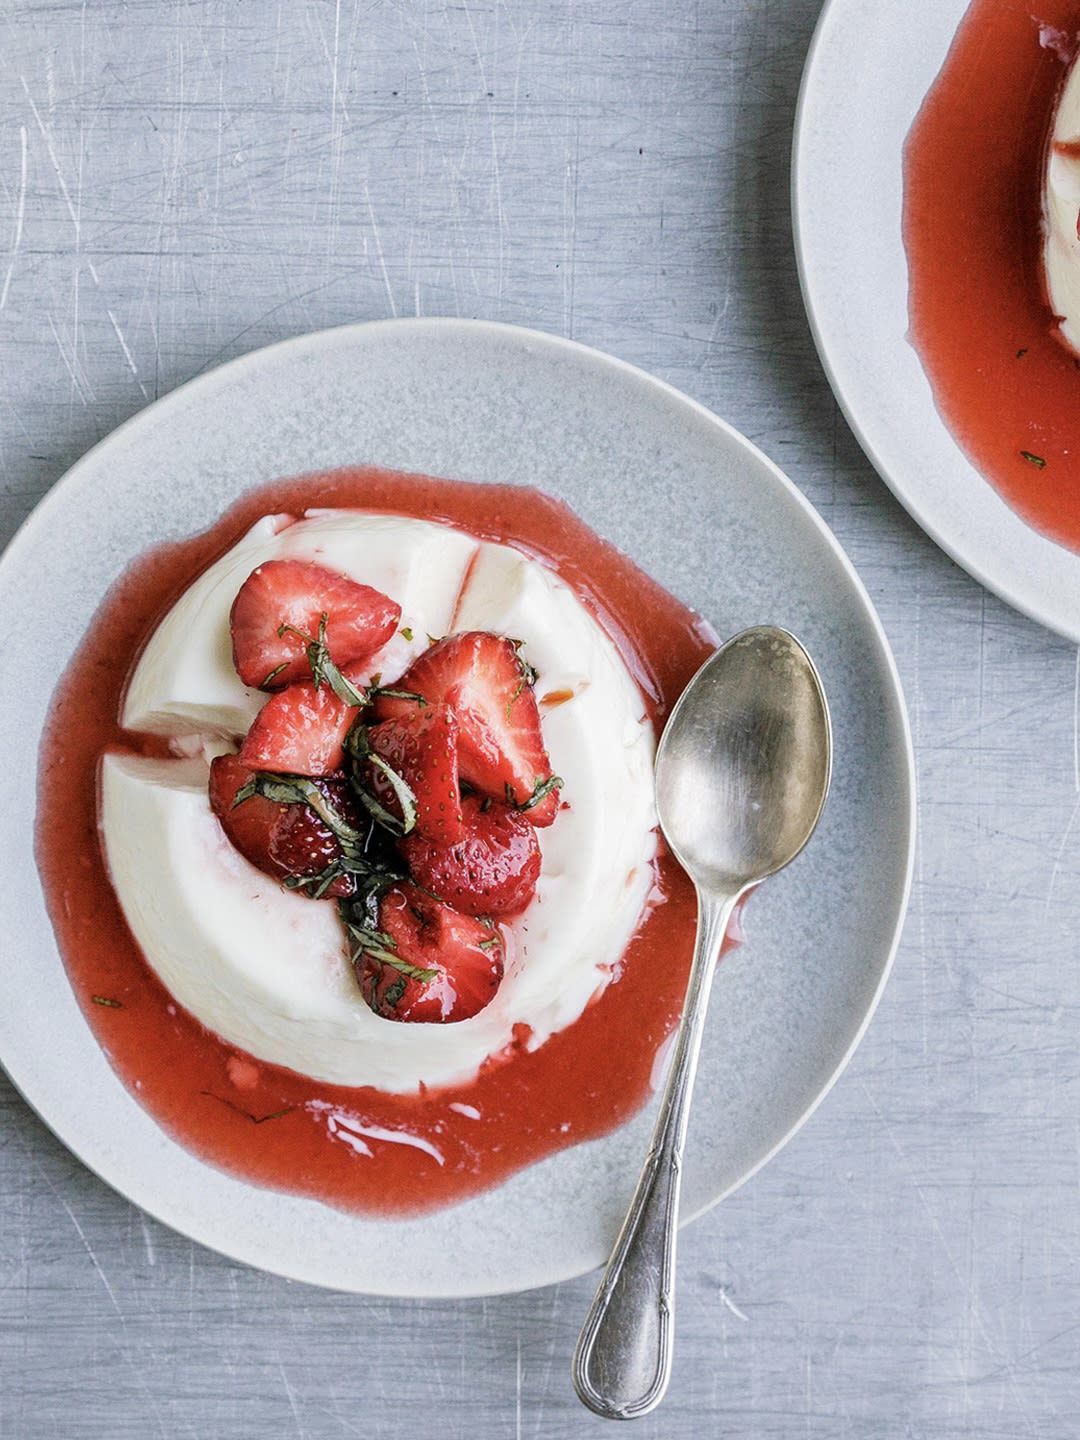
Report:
361,706,465,845
238,680,358,776
229,558,400,690
208,753,363,899
349,883,504,1022
399,793,541,918
373,631,561,825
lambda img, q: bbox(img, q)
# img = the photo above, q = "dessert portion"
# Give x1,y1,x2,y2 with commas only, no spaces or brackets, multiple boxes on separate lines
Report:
904,0,1080,554
40,468,714,1217
1044,50,1080,356
101,511,658,1092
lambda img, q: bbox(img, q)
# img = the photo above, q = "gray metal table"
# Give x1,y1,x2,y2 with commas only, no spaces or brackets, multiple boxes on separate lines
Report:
1,3,1076,1436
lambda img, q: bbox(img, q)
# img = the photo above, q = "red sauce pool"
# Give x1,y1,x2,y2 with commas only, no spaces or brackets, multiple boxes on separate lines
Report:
903,1,1080,551
35,468,717,1218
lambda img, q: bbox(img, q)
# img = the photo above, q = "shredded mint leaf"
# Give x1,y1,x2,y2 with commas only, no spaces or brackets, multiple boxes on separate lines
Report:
368,685,427,706
284,863,347,900
515,646,539,688
365,754,418,835
260,661,289,688
349,864,402,928
509,774,563,812
200,1091,297,1124
505,646,539,718
382,975,407,1010
277,613,368,707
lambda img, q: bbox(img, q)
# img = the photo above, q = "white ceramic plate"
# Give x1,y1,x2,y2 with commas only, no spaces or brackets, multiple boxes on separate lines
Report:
0,319,914,1297
794,0,1080,641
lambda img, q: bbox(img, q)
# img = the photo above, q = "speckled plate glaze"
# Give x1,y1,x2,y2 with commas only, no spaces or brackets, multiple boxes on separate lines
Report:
0,320,914,1297
794,0,1080,641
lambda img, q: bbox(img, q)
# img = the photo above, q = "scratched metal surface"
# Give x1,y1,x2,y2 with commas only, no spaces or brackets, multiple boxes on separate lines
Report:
0,1,1077,1436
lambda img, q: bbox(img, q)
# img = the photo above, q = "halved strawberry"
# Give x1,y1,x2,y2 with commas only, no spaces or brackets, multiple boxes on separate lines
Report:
399,793,541,918
208,753,362,899
350,882,505,1022
230,559,400,690
361,706,465,845
373,631,561,825
238,679,358,776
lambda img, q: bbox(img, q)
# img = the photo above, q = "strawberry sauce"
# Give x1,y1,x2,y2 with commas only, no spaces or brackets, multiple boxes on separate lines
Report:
35,468,717,1218
903,2,1080,551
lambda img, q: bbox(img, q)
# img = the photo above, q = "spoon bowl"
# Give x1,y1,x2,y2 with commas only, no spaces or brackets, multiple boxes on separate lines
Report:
657,626,832,895
573,626,832,1421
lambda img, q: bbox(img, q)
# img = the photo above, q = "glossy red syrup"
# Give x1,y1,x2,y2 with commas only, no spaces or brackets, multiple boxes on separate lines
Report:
35,468,718,1217
903,1,1080,551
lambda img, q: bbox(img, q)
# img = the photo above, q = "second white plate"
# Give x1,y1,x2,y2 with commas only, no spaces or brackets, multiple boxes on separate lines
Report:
794,0,1080,641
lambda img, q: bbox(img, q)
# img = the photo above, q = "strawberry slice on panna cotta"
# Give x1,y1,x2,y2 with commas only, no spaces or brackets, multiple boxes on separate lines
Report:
349,883,506,1023
361,706,466,845
399,792,541,919
208,753,366,901
237,663,369,776
373,630,562,825
229,558,401,690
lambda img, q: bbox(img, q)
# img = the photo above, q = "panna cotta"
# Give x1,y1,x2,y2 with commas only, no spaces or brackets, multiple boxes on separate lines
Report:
1044,52,1080,355
101,511,659,1092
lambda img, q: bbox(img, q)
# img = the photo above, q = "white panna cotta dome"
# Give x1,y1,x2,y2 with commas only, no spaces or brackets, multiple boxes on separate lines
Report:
1044,53,1080,355
101,511,658,1093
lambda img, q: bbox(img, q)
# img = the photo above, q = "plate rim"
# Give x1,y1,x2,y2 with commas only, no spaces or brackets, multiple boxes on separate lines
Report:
0,316,916,1296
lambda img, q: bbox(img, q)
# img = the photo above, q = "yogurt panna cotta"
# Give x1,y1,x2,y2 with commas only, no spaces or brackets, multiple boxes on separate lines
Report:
1044,54,1080,355
101,511,658,1093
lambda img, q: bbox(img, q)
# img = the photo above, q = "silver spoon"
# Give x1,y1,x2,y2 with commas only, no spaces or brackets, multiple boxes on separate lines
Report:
572,625,832,1421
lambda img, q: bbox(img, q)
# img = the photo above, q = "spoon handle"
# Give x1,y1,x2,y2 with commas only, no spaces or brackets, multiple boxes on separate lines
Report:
572,885,738,1420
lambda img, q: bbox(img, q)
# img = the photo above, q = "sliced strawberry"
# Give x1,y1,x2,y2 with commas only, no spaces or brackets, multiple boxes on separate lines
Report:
208,753,361,899
362,706,465,845
399,793,541,918
238,680,358,776
230,558,400,690
351,883,504,1022
373,631,561,825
